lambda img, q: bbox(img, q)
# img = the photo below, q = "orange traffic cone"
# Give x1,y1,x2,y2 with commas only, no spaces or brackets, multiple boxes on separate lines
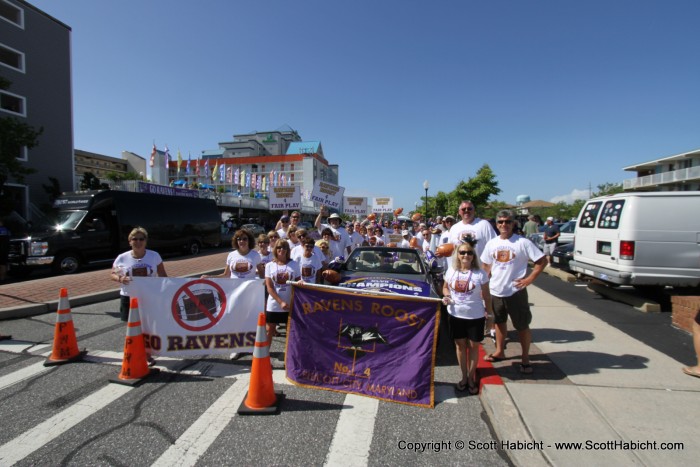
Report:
238,312,282,415
109,297,159,386
44,288,87,366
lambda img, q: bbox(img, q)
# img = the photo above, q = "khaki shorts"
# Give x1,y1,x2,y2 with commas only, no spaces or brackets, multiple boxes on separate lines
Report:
543,242,557,256
492,288,532,331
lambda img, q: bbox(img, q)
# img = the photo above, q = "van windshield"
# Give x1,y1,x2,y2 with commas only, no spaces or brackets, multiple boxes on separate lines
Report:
53,210,87,231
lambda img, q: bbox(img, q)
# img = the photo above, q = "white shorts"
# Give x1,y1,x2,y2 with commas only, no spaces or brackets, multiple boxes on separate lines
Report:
543,243,557,256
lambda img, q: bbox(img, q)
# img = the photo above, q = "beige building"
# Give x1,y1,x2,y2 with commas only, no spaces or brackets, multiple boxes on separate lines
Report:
623,148,700,192
74,150,146,189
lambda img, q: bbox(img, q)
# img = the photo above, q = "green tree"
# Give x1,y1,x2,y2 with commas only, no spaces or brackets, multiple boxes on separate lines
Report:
594,182,623,197
79,172,108,190
0,77,43,215
450,164,501,214
104,170,144,182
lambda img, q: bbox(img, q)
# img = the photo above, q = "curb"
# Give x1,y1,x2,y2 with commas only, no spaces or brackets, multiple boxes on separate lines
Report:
480,385,549,467
542,266,577,283
587,282,661,312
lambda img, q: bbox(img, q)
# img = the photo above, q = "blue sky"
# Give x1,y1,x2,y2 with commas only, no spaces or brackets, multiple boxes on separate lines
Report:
30,0,700,211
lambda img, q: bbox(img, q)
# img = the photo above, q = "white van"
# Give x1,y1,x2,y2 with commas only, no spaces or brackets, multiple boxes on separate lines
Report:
569,192,700,289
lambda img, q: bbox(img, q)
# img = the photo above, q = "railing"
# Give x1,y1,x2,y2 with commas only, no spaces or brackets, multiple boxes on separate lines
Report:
623,166,700,190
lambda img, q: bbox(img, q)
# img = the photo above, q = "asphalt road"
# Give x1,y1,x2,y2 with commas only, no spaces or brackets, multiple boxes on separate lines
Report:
0,298,510,466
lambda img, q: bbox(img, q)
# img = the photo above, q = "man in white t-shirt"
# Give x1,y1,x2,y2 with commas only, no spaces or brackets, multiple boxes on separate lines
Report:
448,200,497,259
480,209,546,375
315,207,351,256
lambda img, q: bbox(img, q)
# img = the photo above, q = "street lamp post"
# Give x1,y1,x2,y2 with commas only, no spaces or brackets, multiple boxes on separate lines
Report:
423,180,429,220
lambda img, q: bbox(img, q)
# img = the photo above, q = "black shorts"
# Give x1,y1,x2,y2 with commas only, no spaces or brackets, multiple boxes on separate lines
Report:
119,295,131,322
265,310,289,324
448,314,485,342
492,288,532,331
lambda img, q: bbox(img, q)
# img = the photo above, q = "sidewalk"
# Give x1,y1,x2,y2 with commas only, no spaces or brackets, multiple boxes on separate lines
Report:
1,255,698,465
480,284,700,466
0,250,229,319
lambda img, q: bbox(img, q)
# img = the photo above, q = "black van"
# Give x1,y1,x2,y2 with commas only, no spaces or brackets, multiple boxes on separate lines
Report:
9,190,221,275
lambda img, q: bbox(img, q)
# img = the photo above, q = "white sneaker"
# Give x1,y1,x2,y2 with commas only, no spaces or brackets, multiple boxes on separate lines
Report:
230,352,242,361
489,329,496,343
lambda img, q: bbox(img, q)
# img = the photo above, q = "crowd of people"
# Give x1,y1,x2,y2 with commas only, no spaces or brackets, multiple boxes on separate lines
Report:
107,202,700,388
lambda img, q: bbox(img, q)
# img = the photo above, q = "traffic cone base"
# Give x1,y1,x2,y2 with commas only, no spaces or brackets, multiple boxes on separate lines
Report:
109,367,160,386
238,391,284,415
44,288,87,366
110,297,157,386
238,312,281,416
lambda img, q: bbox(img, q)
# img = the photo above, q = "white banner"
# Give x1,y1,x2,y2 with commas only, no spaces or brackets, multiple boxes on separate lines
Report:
268,185,301,210
127,277,265,357
372,196,394,213
311,180,344,209
343,196,367,216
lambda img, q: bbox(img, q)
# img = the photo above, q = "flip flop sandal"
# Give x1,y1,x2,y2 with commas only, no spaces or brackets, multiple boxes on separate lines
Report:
519,363,534,374
468,382,479,395
483,354,505,362
455,381,468,392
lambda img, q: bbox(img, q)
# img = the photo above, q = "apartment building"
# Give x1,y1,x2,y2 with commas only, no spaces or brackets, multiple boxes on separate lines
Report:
623,148,700,192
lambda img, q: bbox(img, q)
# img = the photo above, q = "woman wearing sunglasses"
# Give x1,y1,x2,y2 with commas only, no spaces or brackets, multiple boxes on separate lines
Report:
265,239,301,343
296,237,324,284
442,242,492,395
202,229,262,280
111,227,168,322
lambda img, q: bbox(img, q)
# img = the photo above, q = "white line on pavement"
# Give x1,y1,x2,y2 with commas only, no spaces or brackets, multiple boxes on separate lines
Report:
0,383,132,465
324,393,379,467
0,361,53,391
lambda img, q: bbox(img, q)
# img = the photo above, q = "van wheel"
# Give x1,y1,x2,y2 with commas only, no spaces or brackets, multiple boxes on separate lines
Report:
54,253,81,274
188,240,201,256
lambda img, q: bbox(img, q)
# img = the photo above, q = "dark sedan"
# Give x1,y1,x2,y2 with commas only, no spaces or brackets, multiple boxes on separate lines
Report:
551,243,574,271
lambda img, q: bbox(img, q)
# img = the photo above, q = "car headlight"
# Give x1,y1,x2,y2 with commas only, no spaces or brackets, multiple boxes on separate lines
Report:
29,241,49,256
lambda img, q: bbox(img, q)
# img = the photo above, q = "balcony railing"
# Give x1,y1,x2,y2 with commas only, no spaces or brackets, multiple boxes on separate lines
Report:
623,166,700,190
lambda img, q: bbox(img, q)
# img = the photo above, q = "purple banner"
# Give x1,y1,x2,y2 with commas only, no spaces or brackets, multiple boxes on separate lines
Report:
286,284,441,408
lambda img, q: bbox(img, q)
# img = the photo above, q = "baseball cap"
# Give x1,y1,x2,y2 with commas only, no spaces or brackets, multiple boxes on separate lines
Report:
280,215,290,222
401,230,409,236
546,216,554,221
329,213,341,220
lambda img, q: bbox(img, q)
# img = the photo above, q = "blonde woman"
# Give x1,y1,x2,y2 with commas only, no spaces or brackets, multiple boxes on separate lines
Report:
442,242,491,395
111,227,167,322
265,239,300,344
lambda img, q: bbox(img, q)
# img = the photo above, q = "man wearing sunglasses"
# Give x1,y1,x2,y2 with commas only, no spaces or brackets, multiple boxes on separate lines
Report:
448,200,497,258
480,210,546,375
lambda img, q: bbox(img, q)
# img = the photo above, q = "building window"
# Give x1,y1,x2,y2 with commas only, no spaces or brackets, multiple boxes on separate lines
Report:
0,90,25,116
16,146,27,161
0,43,24,72
291,163,295,172
280,164,285,172
0,0,23,28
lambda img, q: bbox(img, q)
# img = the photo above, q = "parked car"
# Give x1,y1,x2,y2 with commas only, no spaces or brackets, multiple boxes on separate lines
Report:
558,220,576,244
551,243,574,271
240,223,266,237
329,246,442,298
528,233,544,251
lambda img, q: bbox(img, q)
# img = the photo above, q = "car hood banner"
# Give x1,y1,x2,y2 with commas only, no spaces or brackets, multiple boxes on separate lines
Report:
286,283,441,408
128,277,264,357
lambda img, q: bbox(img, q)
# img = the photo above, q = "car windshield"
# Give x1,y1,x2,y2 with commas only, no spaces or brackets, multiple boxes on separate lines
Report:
345,247,424,275
52,210,87,231
560,221,576,233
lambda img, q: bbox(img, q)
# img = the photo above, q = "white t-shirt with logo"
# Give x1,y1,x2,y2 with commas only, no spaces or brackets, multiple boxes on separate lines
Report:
112,249,163,296
226,250,261,279
480,234,544,297
265,260,301,312
448,218,497,259
444,267,489,319
296,254,324,284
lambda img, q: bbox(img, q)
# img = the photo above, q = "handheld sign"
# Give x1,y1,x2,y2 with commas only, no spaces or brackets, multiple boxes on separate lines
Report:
372,197,394,214
343,197,367,216
269,185,302,210
311,180,344,209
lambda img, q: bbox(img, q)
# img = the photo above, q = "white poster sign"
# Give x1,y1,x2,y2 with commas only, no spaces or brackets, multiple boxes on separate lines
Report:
127,277,265,357
372,197,394,213
269,185,302,210
311,180,345,209
343,197,367,216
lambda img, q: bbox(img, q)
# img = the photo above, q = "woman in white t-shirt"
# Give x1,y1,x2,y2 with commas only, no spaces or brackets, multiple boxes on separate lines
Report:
202,229,262,280
111,227,168,322
297,237,324,284
265,239,300,344
442,242,492,395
